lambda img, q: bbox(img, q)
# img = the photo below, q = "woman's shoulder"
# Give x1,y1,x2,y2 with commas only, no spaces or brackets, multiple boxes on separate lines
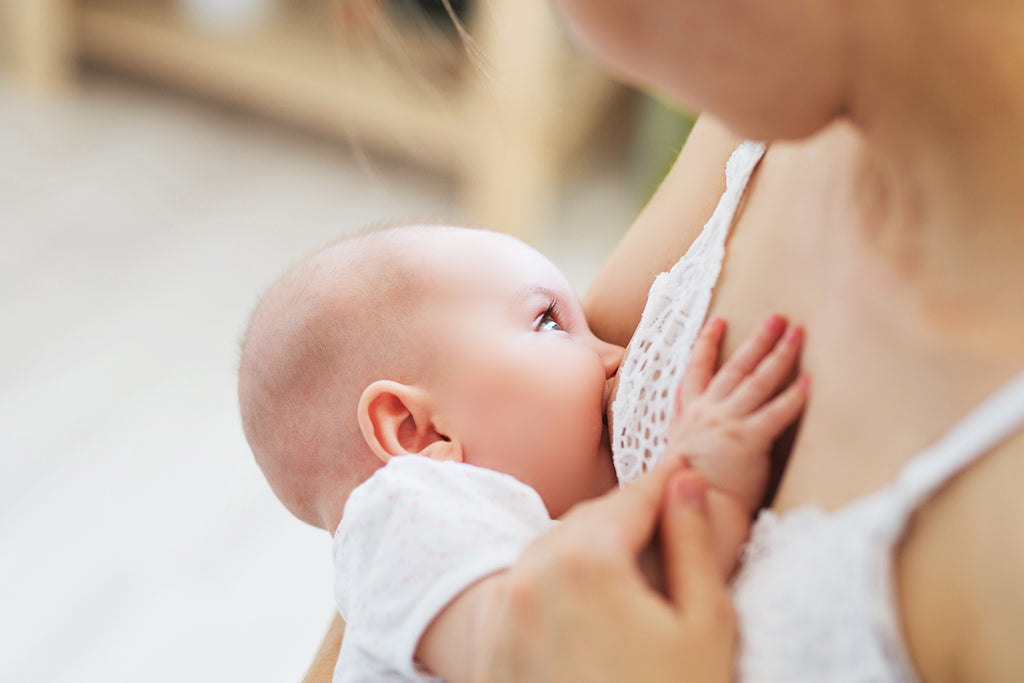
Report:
896,428,1024,683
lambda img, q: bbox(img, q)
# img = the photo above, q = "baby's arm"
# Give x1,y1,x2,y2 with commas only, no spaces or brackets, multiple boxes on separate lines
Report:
335,459,555,683
666,315,808,576
416,573,503,683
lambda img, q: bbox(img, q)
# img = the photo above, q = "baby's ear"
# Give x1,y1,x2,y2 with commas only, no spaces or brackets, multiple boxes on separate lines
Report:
357,380,463,464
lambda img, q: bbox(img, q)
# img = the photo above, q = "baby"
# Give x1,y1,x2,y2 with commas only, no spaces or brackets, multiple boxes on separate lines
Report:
238,224,806,682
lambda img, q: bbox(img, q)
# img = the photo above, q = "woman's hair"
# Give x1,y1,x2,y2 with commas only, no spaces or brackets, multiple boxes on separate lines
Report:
329,0,486,81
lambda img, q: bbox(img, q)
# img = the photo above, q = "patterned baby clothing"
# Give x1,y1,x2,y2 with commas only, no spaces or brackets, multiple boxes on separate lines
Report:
332,456,556,682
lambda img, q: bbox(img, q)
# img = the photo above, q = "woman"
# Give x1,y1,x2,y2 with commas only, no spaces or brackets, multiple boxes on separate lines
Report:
307,0,1024,679
484,0,1024,679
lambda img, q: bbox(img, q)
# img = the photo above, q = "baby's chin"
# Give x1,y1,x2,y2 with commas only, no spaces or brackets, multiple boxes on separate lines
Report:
604,403,615,446
597,419,619,491
603,369,619,456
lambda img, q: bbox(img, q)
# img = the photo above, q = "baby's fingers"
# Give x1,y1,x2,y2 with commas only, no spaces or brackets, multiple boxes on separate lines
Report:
705,315,786,400
749,373,810,439
727,324,804,414
678,317,726,412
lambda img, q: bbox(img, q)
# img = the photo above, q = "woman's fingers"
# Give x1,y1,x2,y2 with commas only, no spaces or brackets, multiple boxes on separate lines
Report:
678,317,726,410
726,324,804,414
658,471,737,683
705,314,786,399
564,455,688,557
483,464,734,683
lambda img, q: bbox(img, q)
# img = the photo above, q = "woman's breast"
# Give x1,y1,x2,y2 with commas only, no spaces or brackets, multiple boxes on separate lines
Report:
702,135,900,512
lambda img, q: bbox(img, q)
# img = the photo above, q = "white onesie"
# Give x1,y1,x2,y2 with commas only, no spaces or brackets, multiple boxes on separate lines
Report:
332,456,556,682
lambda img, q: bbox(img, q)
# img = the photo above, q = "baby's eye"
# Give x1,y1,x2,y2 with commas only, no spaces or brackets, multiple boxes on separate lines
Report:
538,314,563,332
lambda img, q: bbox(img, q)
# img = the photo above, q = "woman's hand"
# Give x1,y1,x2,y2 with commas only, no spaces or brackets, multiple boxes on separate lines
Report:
475,462,736,683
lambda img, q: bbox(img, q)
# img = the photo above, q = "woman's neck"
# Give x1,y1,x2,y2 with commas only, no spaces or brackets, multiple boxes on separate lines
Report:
836,0,1024,353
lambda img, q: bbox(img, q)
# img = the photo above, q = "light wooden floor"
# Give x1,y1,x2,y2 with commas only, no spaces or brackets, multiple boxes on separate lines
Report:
0,71,636,682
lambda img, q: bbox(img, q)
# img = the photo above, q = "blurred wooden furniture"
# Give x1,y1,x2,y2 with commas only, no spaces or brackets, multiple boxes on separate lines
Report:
1,0,624,240
3,0,75,92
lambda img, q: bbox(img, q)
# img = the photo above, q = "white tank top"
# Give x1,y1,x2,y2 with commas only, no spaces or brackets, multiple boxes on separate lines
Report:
610,141,1024,682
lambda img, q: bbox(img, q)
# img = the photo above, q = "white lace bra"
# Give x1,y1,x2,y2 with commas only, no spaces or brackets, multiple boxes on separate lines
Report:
610,140,766,484
610,141,1024,682
733,370,1024,682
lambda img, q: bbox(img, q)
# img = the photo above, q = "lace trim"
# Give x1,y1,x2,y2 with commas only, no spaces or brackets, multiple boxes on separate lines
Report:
611,141,766,484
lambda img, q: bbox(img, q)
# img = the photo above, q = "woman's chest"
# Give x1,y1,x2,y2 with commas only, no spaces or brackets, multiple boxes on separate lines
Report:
701,145,977,513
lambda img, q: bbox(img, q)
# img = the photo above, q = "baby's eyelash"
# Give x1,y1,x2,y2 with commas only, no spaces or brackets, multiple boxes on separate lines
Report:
543,300,570,331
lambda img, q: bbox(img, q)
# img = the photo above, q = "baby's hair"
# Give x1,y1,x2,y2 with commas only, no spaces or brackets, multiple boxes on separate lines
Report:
238,224,469,528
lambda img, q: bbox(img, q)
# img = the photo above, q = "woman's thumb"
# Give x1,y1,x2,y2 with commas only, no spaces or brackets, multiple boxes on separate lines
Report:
659,471,726,615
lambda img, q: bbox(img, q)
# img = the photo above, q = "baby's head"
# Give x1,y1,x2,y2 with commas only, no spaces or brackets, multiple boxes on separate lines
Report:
239,225,623,532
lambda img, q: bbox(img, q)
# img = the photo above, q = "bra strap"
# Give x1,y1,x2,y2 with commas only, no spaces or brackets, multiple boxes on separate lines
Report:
721,141,766,221
888,370,1024,522
687,140,765,283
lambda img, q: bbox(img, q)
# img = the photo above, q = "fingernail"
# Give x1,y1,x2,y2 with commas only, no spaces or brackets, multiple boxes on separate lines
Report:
764,314,785,332
672,476,707,513
786,325,804,346
662,454,690,471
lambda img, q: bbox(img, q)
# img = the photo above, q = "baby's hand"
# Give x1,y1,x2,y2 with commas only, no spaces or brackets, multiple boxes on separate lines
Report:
666,315,808,515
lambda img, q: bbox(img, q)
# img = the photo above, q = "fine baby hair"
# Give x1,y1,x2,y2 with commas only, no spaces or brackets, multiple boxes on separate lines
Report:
239,225,459,529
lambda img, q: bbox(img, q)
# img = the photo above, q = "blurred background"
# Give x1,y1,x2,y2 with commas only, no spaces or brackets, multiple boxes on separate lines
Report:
0,0,691,680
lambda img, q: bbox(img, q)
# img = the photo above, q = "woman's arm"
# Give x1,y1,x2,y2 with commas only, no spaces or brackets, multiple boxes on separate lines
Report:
583,114,742,346
300,614,345,683
896,434,1024,683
